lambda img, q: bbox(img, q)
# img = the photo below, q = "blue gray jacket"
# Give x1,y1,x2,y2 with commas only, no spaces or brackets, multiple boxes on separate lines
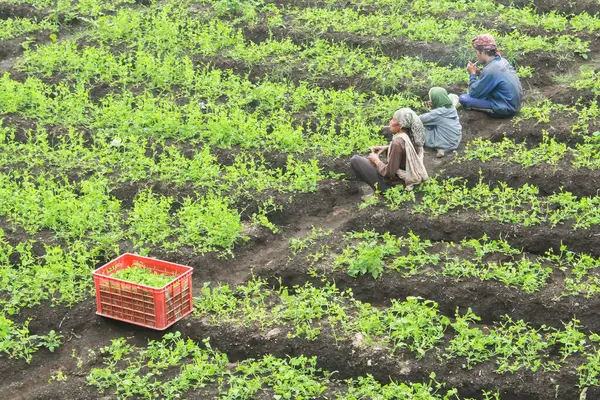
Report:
469,57,523,116
420,107,462,152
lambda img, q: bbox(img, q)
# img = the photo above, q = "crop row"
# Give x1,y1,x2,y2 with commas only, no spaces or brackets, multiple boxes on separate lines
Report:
514,66,600,117
0,67,419,156
559,67,600,96
0,0,137,19
17,9,469,93
0,0,141,44
260,5,590,63
0,166,321,253
6,2,473,155
0,16,58,40
6,0,598,49
8,2,593,160
56,0,589,68
0,312,61,363
291,229,600,297
194,277,600,386
0,230,65,363
0,120,326,193
0,227,106,314
458,132,600,169
512,99,600,141
85,331,500,400
369,177,600,230
262,0,600,34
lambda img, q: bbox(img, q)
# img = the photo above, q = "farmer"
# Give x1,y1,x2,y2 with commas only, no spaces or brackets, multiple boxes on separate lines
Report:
458,34,523,117
350,108,428,197
420,87,462,158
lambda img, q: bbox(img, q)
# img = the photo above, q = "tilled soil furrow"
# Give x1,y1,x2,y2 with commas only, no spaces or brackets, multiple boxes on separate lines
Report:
342,209,600,258
441,159,600,197
178,320,583,400
272,265,600,332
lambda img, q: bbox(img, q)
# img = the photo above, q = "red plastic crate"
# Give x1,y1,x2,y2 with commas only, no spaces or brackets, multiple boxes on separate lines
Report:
93,254,193,330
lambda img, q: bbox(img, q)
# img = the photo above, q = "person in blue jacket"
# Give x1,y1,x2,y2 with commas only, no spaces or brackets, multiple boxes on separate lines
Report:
420,87,462,158
459,34,523,117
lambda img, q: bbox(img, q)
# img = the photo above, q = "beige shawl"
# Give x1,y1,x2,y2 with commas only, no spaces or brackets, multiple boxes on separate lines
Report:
395,133,428,190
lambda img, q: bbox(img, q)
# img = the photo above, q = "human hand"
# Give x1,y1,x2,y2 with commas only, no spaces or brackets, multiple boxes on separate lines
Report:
370,146,385,154
367,152,380,164
467,61,479,75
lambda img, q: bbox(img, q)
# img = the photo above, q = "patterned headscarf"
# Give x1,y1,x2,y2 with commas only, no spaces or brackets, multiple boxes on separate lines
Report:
472,34,500,56
393,108,425,149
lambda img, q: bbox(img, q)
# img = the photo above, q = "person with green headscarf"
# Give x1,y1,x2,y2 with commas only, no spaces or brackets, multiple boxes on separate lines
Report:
419,87,462,158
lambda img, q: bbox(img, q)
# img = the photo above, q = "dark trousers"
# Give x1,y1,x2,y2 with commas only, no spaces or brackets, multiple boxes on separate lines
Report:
459,94,517,117
459,94,493,112
350,155,391,192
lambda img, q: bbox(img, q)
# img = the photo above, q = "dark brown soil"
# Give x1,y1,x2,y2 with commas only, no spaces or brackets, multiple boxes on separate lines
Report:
444,158,600,197
2,167,598,399
242,22,580,79
0,3,45,20
4,0,600,399
458,109,589,147
273,260,600,332
496,0,600,15
3,304,588,400
343,206,600,258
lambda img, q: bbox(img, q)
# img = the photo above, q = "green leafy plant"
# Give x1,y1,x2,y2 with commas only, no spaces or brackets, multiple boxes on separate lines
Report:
112,266,174,288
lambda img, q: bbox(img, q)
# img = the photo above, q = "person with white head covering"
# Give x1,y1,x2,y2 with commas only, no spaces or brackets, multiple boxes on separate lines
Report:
350,108,428,198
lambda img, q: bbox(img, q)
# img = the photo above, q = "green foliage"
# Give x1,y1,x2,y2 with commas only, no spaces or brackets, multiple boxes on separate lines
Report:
571,68,600,95
87,332,484,399
0,17,58,40
112,266,174,288
340,374,461,400
0,230,104,315
0,172,122,242
382,297,450,357
289,6,589,63
322,231,550,292
193,277,600,383
195,277,448,353
447,310,589,375
544,246,600,298
213,0,264,21
334,231,401,279
289,226,332,255
378,176,600,229
176,194,244,254
0,313,62,363
444,236,551,293
297,229,600,297
579,347,600,387
515,99,573,124
6,0,600,384
459,133,568,168
128,190,174,249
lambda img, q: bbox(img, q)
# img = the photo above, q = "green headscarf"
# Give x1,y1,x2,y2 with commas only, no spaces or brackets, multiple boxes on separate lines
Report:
429,87,453,109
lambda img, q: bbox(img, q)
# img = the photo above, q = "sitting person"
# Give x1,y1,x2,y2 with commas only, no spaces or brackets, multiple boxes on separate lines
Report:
350,108,428,197
459,34,523,117
420,87,462,158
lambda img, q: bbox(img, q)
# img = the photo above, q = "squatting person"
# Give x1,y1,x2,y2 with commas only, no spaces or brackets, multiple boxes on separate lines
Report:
350,108,428,197
459,34,523,117
420,87,462,158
